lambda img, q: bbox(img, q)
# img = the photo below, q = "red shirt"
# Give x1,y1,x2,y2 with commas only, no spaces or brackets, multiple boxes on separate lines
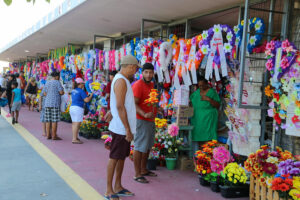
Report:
132,79,157,122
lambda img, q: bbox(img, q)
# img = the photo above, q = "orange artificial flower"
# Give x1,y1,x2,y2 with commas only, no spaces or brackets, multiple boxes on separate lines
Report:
265,85,274,97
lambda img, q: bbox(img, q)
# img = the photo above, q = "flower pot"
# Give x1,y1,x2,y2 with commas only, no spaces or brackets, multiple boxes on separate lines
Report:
165,158,177,170
147,159,158,170
220,185,249,198
210,181,220,192
198,174,210,187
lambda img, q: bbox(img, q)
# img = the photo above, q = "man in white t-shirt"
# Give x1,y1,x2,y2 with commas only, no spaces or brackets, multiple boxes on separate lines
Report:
104,55,140,200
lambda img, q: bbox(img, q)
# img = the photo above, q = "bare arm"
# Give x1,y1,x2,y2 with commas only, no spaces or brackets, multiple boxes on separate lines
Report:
134,97,153,119
84,93,93,103
202,95,220,109
11,92,15,106
24,83,29,93
114,79,133,142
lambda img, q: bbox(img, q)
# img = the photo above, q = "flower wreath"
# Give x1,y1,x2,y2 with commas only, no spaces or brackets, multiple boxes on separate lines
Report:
264,40,300,129
199,24,235,81
158,41,173,72
234,17,265,53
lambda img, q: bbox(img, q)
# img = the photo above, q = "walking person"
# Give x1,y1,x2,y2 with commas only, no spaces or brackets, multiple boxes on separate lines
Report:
19,71,26,94
25,77,38,111
104,55,139,200
132,63,157,183
69,78,93,144
43,71,64,140
6,74,15,116
10,81,22,124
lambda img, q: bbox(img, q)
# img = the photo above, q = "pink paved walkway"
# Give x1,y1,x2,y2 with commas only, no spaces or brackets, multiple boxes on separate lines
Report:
7,106,248,200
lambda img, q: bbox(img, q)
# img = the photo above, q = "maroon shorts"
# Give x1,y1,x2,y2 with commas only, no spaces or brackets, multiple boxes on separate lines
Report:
109,132,130,160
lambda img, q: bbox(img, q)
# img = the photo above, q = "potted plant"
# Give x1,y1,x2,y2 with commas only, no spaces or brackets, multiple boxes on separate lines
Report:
220,162,249,198
164,123,182,170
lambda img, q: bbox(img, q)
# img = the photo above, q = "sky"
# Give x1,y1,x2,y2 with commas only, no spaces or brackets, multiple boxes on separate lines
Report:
0,0,64,72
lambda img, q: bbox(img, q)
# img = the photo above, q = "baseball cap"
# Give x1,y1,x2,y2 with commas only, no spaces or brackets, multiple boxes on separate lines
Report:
75,77,84,84
120,55,141,67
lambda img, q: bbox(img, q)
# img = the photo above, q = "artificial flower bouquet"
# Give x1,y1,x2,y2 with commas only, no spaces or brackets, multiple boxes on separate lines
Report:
101,135,112,150
221,162,248,186
164,123,182,158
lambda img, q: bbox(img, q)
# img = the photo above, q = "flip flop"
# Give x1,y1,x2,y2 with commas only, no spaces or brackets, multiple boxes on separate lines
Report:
104,194,119,200
72,140,83,144
141,171,157,177
133,176,149,184
52,136,62,140
116,189,134,197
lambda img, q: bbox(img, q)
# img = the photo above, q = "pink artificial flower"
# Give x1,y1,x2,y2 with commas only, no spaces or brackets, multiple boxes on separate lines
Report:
210,159,224,174
267,109,274,117
213,146,230,164
280,57,289,69
265,49,272,56
168,123,179,137
266,41,275,50
281,40,290,50
286,46,294,53
104,137,112,144
266,60,273,71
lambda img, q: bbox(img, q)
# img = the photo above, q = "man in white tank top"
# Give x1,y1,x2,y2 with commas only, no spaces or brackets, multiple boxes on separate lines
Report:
105,55,140,200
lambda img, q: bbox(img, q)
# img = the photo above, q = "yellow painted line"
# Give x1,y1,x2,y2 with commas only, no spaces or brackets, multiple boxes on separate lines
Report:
1,110,105,200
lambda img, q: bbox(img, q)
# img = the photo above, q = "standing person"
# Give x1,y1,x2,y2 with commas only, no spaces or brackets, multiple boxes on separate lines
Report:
15,73,21,89
190,75,220,148
105,55,139,200
19,71,26,94
6,74,15,116
39,76,52,137
1,74,8,91
105,71,117,110
10,81,22,124
43,71,64,140
25,77,38,111
132,63,157,184
69,78,93,144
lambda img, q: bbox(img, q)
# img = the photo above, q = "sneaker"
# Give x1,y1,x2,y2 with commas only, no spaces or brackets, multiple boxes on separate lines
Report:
15,120,18,124
12,118,15,125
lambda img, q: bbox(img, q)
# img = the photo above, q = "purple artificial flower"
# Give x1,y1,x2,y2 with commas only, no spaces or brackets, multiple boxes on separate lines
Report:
290,168,300,175
195,51,202,60
191,37,197,45
294,161,300,168
183,55,189,63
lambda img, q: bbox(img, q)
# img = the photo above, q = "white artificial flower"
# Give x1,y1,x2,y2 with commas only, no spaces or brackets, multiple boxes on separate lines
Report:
255,20,263,31
224,43,232,53
168,141,172,146
161,136,165,139
213,24,221,34
249,36,257,45
202,30,209,40
233,26,239,34
165,144,169,149
158,139,162,142
201,45,210,55
226,32,233,42
235,38,240,46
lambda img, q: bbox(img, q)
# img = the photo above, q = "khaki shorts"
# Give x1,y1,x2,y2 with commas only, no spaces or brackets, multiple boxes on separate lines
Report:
26,93,37,100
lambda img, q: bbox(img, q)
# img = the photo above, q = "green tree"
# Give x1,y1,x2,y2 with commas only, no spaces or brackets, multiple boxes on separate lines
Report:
4,0,50,6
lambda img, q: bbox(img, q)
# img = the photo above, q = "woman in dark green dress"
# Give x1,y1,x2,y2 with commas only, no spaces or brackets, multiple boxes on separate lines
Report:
190,76,220,148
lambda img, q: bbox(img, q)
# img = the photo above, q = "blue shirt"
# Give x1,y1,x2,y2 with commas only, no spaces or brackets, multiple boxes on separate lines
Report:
44,80,64,108
12,88,21,103
71,88,87,108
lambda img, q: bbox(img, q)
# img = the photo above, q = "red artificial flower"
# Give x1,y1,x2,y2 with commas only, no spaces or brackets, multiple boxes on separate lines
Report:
273,93,280,102
146,46,151,52
146,57,153,63
153,41,159,48
292,115,300,124
279,183,290,192
263,162,277,175
257,150,269,160
274,113,282,125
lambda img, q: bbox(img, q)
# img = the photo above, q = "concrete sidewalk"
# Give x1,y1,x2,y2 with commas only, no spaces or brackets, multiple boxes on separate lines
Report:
1,107,249,200
0,116,81,200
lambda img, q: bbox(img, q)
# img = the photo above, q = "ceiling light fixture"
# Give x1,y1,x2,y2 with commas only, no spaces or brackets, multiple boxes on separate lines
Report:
25,50,30,53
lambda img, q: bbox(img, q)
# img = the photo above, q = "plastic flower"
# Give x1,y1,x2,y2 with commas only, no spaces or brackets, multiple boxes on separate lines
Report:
213,24,221,34
226,32,233,42
201,45,210,55
249,36,257,45
263,162,277,175
202,31,209,40
233,26,240,34
265,85,274,97
210,159,224,174
255,19,263,30
265,60,274,71
281,57,289,69
266,41,275,50
266,156,279,164
168,123,179,137
282,40,290,50
224,43,232,53
213,146,231,164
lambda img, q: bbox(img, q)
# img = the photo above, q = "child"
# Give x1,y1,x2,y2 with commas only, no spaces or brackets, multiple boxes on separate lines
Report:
11,81,22,124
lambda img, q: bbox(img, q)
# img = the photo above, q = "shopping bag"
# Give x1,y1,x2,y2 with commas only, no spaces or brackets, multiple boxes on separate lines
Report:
0,98,8,107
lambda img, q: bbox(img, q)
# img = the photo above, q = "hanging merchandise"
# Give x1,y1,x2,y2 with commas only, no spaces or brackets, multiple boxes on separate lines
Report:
264,39,299,135
234,17,265,53
200,24,236,81
158,41,173,83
